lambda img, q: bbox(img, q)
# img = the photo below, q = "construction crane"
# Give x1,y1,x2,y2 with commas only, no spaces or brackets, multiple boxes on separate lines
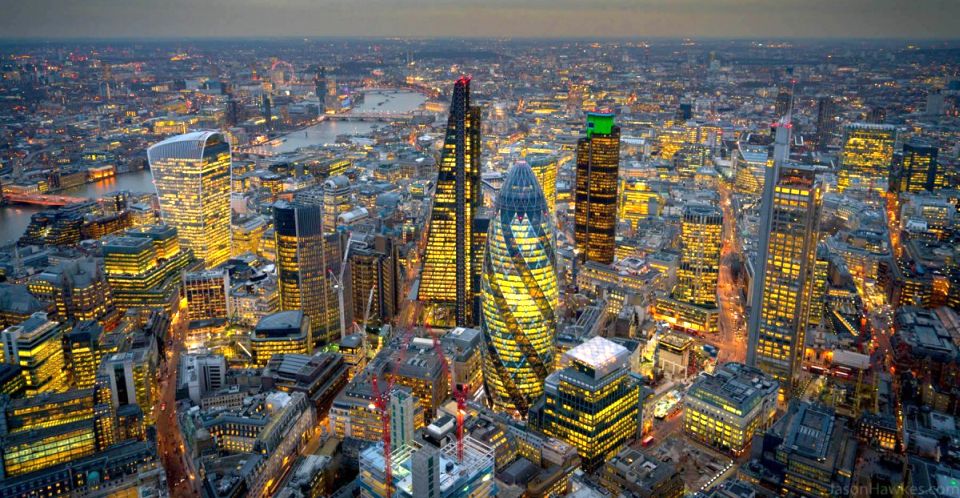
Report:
363,285,376,331
427,323,469,462
328,234,359,342
368,307,421,496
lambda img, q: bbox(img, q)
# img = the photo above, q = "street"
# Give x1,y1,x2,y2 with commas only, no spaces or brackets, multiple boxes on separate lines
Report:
156,309,201,498
713,183,747,363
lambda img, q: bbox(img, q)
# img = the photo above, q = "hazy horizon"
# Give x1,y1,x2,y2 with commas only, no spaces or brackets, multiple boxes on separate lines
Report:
1,0,958,41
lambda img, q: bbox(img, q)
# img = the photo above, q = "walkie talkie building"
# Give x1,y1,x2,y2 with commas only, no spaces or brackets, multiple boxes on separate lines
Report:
147,131,232,269
481,161,558,416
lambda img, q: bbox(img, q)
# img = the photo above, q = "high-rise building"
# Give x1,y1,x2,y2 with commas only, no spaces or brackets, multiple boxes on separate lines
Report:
1,312,67,396
747,107,824,401
349,234,400,328
895,140,942,194
481,162,559,415
527,153,559,215
147,131,232,268
838,123,897,192
99,348,157,423
183,269,231,323
538,337,640,471
747,163,823,400
315,67,327,111
619,179,664,230
774,86,793,117
274,200,342,343
674,205,723,306
575,112,620,264
926,88,945,117
102,224,194,314
653,204,723,334
815,96,837,151
65,321,103,389
419,77,482,327
322,175,352,235
0,389,105,479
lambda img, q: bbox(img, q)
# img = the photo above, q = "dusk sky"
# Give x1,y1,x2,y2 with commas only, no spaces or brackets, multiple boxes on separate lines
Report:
1,0,959,40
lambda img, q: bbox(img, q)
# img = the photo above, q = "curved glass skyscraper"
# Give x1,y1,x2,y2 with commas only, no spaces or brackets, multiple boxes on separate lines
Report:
481,161,558,416
147,131,232,269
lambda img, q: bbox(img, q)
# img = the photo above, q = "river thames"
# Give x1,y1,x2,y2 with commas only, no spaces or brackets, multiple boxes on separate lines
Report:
0,89,427,245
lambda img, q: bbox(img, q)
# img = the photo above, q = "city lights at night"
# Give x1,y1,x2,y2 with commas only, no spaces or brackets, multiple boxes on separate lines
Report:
1,1,960,497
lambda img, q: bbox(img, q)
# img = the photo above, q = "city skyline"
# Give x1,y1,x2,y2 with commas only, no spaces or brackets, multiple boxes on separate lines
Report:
1,0,960,40
1,26,959,498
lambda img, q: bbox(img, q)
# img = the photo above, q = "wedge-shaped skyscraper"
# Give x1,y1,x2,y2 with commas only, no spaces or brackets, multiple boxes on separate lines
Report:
418,77,482,327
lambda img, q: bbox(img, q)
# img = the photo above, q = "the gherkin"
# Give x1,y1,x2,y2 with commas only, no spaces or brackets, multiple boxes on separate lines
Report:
481,161,559,416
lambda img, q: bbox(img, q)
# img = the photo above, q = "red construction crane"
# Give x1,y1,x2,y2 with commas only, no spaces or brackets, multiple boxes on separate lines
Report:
368,306,420,496
428,324,470,462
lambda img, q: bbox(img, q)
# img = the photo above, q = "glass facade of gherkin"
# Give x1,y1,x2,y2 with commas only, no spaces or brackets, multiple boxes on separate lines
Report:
481,161,558,416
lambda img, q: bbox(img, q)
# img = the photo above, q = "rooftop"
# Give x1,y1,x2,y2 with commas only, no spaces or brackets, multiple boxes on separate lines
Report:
562,336,630,378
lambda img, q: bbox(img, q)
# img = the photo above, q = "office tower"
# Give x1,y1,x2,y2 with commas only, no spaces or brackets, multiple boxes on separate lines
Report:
775,86,793,117
868,106,887,124
896,140,942,194
181,353,226,404
322,175,352,234
184,269,231,322
1,312,66,396
326,74,340,113
100,349,156,422
251,310,312,367
675,102,693,122
926,88,945,117
442,327,483,397
619,180,663,230
27,257,115,326
66,321,103,389
575,112,620,264
674,205,723,305
747,161,823,399
539,337,640,471
815,96,837,150
274,200,341,343
755,402,858,498
225,96,240,127
383,346,447,419
838,123,897,193
527,153,559,214
147,131,232,269
389,389,416,451
653,205,723,334
419,77,482,327
481,162,559,415
0,389,101,479
261,93,273,129
682,362,778,456
808,248,830,327
470,212,490,324
601,447,685,498
232,215,269,256
349,234,400,328
315,67,327,110
102,225,193,314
